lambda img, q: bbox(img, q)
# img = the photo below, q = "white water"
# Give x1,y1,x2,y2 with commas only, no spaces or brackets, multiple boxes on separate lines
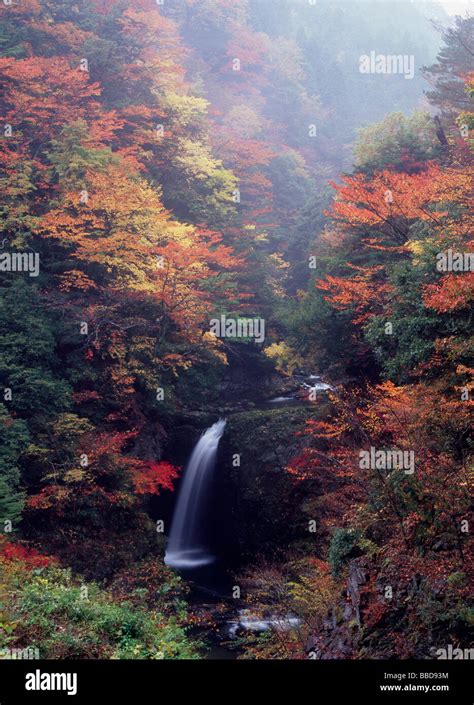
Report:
227,610,302,638
301,381,333,392
165,419,227,570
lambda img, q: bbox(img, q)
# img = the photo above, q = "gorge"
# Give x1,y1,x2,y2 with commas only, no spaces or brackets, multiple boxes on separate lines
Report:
0,0,471,665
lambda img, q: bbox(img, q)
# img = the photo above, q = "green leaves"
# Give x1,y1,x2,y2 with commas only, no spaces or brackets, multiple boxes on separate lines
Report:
0,281,72,419
0,403,29,527
1,563,199,659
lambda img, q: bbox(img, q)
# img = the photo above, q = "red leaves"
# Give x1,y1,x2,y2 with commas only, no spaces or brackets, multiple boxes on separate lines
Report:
225,25,270,87
287,381,472,556
26,428,179,524
131,461,179,495
0,539,51,568
26,486,69,512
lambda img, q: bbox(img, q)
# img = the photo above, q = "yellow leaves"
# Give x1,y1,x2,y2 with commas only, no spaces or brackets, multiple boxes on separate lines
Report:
63,468,87,484
405,238,431,265
52,414,93,440
405,238,432,255
264,341,303,375
37,162,189,292
287,562,336,621
161,353,193,377
269,245,290,271
202,332,228,364
161,93,209,127
175,138,237,197
267,252,290,297
42,455,91,488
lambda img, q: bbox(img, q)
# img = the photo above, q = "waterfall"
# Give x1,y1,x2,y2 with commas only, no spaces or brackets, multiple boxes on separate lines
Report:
165,419,227,570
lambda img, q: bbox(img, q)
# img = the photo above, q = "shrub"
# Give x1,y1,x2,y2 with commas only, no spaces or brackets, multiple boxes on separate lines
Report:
328,528,362,577
0,550,200,660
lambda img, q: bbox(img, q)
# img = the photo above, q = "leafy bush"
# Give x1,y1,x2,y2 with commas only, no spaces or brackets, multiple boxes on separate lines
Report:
328,528,362,576
0,551,200,660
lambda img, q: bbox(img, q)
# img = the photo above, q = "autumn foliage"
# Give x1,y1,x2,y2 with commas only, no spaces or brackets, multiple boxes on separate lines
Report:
0,0,472,663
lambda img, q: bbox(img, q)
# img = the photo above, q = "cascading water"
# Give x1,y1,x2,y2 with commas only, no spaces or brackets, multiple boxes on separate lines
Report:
165,419,227,570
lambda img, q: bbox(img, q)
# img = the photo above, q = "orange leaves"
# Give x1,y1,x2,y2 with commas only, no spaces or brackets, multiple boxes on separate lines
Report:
329,164,472,244
0,1,244,368
37,162,173,275
304,419,345,439
0,57,102,129
360,238,408,253
288,379,472,574
423,271,474,313
320,156,472,392
118,6,187,90
58,270,98,292
316,264,392,324
36,162,241,348
28,20,94,52
0,55,122,190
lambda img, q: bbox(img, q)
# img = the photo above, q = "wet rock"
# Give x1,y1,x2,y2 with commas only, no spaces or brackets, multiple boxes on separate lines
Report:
347,559,367,626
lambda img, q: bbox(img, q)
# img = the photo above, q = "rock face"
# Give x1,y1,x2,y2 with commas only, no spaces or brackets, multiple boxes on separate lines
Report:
218,403,330,560
347,560,367,627
306,558,368,659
